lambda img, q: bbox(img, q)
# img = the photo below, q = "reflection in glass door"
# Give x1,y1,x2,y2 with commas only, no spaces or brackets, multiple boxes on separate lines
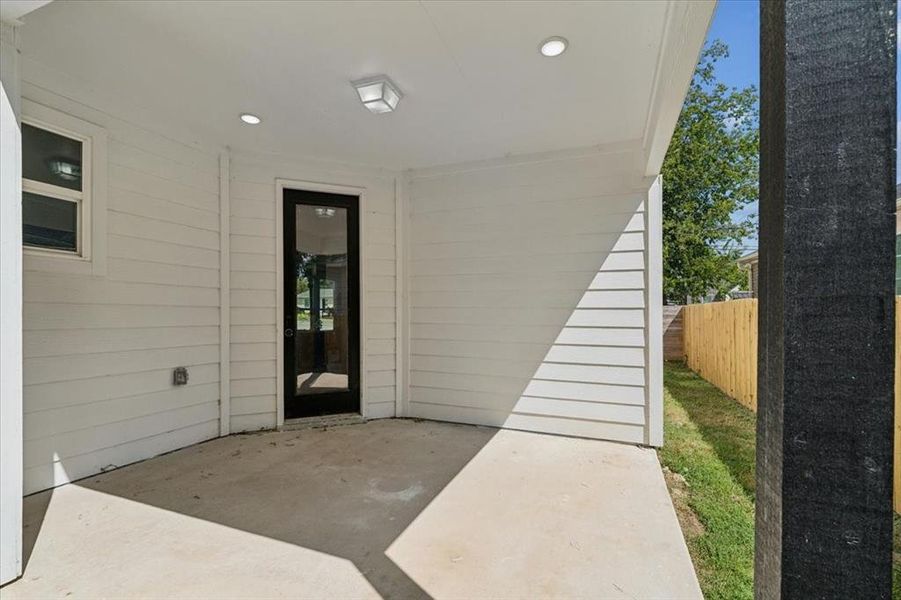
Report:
283,190,360,418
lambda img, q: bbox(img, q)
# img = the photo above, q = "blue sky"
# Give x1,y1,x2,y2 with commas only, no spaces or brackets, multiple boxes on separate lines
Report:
704,0,759,252
706,0,900,253
705,0,759,95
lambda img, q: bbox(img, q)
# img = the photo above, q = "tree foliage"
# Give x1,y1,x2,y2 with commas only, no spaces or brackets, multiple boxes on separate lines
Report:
662,40,758,303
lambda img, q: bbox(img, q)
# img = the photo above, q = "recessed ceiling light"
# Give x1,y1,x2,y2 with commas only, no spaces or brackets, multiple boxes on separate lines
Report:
352,76,403,114
239,113,261,125
540,36,568,57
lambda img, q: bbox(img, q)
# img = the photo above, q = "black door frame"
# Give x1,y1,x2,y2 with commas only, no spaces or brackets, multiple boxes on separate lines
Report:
282,188,361,419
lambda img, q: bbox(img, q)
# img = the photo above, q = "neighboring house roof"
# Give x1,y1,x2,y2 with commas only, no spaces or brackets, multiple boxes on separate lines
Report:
737,251,759,267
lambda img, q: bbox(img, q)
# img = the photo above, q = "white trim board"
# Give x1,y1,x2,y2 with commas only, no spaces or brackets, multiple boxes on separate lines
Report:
644,175,663,446
218,152,231,436
640,0,716,175
0,19,24,586
274,178,369,427
394,175,407,417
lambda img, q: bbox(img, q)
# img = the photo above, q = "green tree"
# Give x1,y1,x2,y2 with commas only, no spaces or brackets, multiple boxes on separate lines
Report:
662,40,758,304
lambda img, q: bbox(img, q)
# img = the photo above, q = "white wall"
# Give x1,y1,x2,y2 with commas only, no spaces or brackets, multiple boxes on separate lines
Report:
228,152,398,431
13,46,663,506
16,75,401,493
406,146,662,445
0,19,24,586
14,77,661,506
20,78,223,494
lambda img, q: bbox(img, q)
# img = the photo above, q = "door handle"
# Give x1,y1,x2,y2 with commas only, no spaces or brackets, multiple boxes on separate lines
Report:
285,328,294,338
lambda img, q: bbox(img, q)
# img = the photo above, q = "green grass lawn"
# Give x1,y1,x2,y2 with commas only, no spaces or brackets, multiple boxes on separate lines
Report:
661,361,901,599
659,361,755,599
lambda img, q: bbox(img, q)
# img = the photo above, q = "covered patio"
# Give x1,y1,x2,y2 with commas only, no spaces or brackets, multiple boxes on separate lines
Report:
4,419,699,598
1,2,715,592
1,0,896,597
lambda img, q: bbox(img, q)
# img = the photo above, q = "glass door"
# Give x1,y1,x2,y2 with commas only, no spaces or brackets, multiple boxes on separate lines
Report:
283,190,360,418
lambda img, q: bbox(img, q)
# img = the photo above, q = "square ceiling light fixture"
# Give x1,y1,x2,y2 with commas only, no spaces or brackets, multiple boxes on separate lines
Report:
352,75,403,114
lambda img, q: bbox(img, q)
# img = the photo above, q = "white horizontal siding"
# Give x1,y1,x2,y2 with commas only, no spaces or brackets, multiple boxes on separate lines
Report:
20,81,222,494
228,153,398,430
26,364,220,414
25,410,218,487
407,402,646,445
554,327,645,347
107,258,219,288
407,149,651,444
523,380,645,405
24,326,220,358
23,420,219,495
24,345,219,386
229,414,273,433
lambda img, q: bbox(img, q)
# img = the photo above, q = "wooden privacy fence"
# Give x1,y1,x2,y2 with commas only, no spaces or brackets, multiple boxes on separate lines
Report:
682,299,758,411
680,298,901,512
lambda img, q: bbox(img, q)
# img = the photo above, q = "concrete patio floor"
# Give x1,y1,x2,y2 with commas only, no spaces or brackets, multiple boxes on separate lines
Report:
2,419,700,599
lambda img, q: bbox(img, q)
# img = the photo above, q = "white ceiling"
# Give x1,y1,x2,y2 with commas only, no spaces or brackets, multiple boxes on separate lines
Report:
19,1,700,171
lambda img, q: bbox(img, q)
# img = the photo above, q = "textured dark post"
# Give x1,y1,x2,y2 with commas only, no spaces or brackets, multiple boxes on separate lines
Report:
756,1,896,597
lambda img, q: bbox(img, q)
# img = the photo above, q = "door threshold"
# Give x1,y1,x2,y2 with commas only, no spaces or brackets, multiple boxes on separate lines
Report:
281,413,365,431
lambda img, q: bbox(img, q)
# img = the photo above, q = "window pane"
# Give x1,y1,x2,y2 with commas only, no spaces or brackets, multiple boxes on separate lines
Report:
23,192,77,251
294,204,349,395
22,123,83,192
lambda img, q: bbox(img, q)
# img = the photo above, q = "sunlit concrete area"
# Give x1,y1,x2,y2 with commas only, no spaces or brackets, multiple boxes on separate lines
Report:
3,419,699,599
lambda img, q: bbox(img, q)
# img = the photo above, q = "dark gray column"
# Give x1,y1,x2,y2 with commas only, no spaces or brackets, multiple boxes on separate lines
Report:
757,1,896,598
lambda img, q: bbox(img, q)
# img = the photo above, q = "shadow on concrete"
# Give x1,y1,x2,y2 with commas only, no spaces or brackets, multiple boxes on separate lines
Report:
22,420,496,599
14,182,655,596
20,489,51,574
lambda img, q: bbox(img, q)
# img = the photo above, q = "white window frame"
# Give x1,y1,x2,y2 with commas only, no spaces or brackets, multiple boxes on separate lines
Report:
21,120,90,258
21,99,107,276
